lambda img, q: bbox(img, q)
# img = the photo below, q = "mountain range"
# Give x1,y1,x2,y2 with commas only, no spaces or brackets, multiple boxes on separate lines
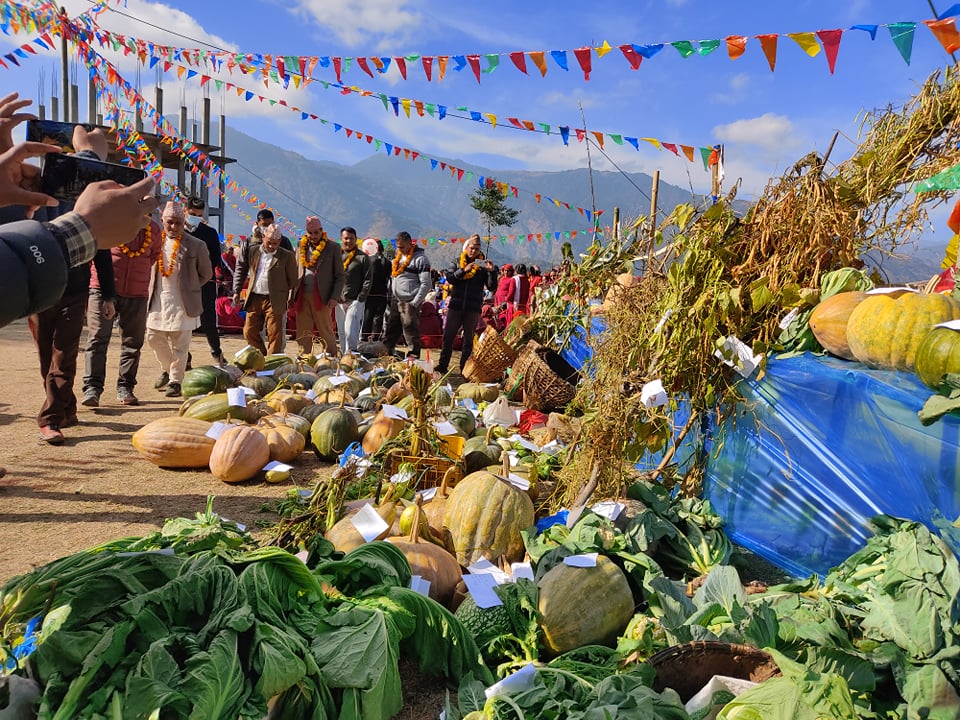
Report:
208,126,947,282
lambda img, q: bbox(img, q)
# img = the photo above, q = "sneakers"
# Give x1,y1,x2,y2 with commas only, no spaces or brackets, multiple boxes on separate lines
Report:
117,388,139,406
39,425,64,445
211,350,226,365
164,382,182,398
154,372,169,390
80,391,100,408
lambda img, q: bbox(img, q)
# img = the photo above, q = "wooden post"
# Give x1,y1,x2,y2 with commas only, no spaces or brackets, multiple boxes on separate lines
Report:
649,170,660,243
612,206,620,243
59,7,69,122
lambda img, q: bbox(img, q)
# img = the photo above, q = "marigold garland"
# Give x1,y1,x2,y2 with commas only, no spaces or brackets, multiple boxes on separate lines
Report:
300,233,328,269
391,250,413,277
117,225,152,258
459,249,484,279
342,248,357,271
157,233,181,278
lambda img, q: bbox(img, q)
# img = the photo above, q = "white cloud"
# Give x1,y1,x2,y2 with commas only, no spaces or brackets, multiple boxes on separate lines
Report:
286,0,421,49
712,113,801,151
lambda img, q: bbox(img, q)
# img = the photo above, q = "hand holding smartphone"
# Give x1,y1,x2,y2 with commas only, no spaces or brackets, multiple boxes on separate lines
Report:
40,153,147,203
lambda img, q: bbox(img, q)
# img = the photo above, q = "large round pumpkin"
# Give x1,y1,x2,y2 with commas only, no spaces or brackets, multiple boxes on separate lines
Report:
361,410,406,455
456,383,500,403
443,469,534,566
132,417,215,468
846,293,960,371
209,425,270,483
264,386,314,415
181,365,232,398
537,555,635,656
808,291,868,360
311,407,360,461
915,326,960,389
448,407,478,437
257,420,306,463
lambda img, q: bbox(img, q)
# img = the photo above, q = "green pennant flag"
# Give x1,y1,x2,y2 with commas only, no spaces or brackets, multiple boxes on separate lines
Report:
374,139,382,150
215,79,223,91
916,162,960,192
378,93,389,111
465,172,473,181
405,54,421,61
610,134,624,145
425,103,436,117
700,146,712,171
538,122,550,134
671,40,696,58
483,54,499,73
269,70,279,83
698,39,721,56
887,22,916,65
457,105,468,112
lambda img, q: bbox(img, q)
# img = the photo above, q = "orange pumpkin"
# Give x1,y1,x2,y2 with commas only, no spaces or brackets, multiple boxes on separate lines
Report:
257,419,306,463
132,417,215,468
387,497,462,607
361,410,406,455
808,291,868,360
209,425,270,483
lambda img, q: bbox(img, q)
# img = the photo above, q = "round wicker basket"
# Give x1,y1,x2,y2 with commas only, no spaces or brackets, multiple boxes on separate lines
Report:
647,641,780,702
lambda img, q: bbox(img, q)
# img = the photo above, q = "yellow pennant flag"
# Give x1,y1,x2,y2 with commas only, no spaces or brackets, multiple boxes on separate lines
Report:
788,32,821,57
401,98,412,117
292,75,301,89
484,113,497,128
641,137,662,151
596,40,613,58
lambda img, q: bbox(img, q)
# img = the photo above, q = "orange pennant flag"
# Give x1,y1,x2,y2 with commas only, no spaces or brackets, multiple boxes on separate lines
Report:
726,35,748,60
788,32,821,57
592,131,604,149
438,56,449,80
529,51,548,77
756,33,778,71
177,65,186,79
924,18,960,55
414,100,424,116
680,145,695,162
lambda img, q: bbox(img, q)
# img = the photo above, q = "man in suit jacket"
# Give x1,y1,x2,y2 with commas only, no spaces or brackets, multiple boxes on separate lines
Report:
292,216,344,356
145,201,213,398
232,223,298,355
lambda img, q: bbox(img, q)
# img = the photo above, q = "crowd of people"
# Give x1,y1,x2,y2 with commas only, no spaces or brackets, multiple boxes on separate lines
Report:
0,91,560,448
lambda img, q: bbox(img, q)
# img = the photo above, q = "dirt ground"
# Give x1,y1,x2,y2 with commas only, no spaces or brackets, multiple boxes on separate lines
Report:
0,320,335,581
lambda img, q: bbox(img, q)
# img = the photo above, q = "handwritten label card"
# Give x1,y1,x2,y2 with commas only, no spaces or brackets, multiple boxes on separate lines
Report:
327,374,353,387
433,421,459,436
409,575,432,597
349,503,389,542
510,562,535,581
564,553,599,568
205,422,230,440
591,500,626,522
233,344,255,359
263,461,293,473
485,663,536,699
256,370,275,377
508,434,540,452
934,319,960,331
381,404,409,420
468,557,511,585
462,572,502,608
418,487,438,502
640,379,668,409
226,387,247,407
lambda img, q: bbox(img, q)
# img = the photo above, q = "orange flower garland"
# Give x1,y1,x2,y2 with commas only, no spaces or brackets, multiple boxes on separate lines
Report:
391,250,413,277
117,225,153,258
300,233,327,269
157,233,181,278
342,248,357,271
459,250,484,279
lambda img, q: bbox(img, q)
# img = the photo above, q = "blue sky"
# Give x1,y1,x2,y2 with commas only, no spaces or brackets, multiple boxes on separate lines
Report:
0,0,956,242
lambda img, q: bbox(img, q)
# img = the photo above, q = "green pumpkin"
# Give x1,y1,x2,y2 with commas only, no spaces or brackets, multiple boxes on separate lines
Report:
263,354,294,371
181,366,232,398
456,382,500,403
313,373,365,397
285,372,321,389
370,373,399,391
353,394,380,413
311,407,360,461
240,374,277,397
181,392,260,424
448,407,478,437
915,327,960,389
271,412,312,439
234,346,266,372
462,432,502,473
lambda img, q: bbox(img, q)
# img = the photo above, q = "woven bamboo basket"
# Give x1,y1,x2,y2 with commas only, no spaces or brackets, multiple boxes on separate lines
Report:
511,340,580,412
383,451,463,489
462,326,519,383
647,641,780,702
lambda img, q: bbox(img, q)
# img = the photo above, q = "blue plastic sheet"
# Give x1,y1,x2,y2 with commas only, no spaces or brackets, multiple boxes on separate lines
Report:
704,354,960,578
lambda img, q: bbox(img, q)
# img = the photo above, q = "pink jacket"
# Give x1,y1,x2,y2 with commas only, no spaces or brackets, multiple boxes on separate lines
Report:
91,221,162,299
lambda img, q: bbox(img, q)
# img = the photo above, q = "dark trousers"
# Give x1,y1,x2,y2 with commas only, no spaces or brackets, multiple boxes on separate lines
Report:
28,292,87,428
198,282,222,356
438,306,480,372
383,297,421,358
83,289,148,395
362,295,388,341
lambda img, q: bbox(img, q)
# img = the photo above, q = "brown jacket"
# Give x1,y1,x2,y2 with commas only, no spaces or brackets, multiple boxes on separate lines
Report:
147,232,213,318
294,240,345,307
233,243,298,312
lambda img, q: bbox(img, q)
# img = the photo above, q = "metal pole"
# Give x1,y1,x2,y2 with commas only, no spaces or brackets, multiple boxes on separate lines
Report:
59,8,69,122
69,83,79,123
87,75,96,124
51,96,59,123
201,97,211,211
217,112,226,235
177,104,187,195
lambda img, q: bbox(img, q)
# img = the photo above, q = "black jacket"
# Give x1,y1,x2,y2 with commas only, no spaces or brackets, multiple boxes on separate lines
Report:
0,219,72,328
342,250,373,302
444,260,490,313
368,252,390,300
190,220,230,286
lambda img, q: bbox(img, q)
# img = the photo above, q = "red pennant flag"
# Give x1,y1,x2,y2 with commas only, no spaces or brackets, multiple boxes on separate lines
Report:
422,56,433,81
535,193,541,203
395,57,408,79
394,146,402,155
332,56,342,82
816,29,843,74
366,136,373,144
726,35,748,59
299,56,307,78
509,51,527,74
756,33,778,71
512,187,518,198
575,128,586,142
411,151,419,160
508,117,524,128
662,142,680,156
529,51,548,76
619,44,642,70
356,57,374,78
456,168,464,180
573,46,592,79
276,58,286,79
467,54,481,82
345,128,353,138
440,162,447,170
200,75,210,86
924,18,960,55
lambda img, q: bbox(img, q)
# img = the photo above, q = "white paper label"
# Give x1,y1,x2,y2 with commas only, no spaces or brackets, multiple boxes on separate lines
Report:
263,461,293,472
508,434,539,452
409,575,432,597
485,663,536,699
419,487,438,502
226,387,247,407
468,557,511,584
640,379,668,409
234,344,255,359
350,503,390,542
433,421,459,436
240,386,257,396
381,404,409,420
327,374,353,386
460,398,478,412
297,489,312,499
866,286,918,295
294,550,309,563
500,473,530,492
564,553,599,568
715,335,762,379
591,500,625,522
934,319,960,331
778,307,800,330
256,370,275,377
205,421,230,440
510,562,535,581
462,573,503,608
389,467,416,485
305,389,317,400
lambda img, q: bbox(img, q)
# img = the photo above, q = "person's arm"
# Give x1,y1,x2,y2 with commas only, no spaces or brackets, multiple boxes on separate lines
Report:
358,255,373,302
0,218,70,328
92,247,116,302
232,242,249,302
412,257,432,307
329,245,345,305
196,237,213,285
284,251,299,307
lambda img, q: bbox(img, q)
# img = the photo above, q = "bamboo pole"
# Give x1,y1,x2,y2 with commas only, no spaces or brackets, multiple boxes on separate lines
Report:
649,170,660,253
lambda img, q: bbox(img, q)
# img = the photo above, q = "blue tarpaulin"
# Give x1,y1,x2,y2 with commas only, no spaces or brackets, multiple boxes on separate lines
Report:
558,324,960,579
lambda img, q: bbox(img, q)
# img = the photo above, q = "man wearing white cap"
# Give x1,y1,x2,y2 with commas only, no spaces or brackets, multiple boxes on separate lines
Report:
145,201,213,397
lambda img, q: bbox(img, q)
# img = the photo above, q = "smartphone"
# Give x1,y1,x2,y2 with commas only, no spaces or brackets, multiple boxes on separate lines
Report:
40,153,147,203
26,119,96,152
